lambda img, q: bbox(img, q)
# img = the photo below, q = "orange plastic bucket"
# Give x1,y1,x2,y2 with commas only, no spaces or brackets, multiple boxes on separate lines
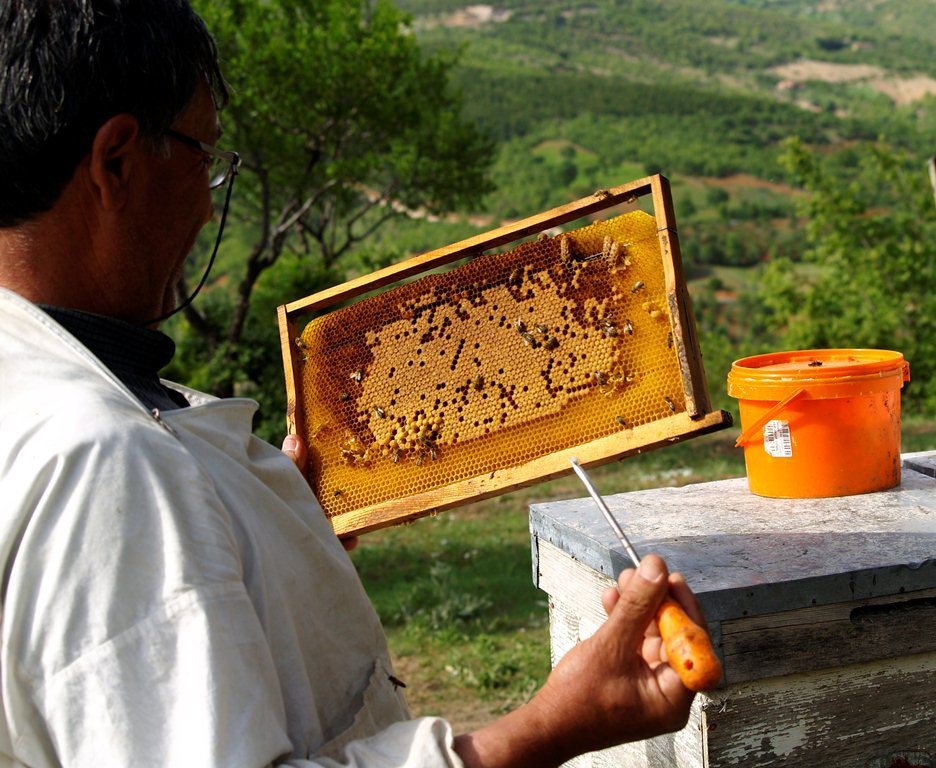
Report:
727,349,910,498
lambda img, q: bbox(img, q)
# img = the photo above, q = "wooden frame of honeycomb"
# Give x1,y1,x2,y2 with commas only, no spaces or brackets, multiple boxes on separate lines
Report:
278,174,731,537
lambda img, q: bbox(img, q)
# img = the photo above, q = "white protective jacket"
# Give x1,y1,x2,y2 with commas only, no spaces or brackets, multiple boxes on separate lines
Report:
0,288,463,768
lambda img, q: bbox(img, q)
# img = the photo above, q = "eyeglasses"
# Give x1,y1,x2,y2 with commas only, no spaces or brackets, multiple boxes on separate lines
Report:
163,128,241,189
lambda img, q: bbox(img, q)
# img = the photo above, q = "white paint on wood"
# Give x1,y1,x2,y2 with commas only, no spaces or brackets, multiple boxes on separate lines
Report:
767,724,808,758
705,652,936,767
537,539,619,626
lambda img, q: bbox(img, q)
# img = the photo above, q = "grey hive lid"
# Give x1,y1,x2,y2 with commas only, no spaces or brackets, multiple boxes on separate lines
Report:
530,459,936,622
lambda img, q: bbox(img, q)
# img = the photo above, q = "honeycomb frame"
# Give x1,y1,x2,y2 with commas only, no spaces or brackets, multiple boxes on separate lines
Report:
278,175,730,537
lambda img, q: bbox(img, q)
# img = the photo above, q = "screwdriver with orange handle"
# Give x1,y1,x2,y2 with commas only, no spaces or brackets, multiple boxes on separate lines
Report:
569,458,723,692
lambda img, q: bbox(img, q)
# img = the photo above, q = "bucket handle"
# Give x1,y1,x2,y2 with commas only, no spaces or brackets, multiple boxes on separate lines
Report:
735,388,806,448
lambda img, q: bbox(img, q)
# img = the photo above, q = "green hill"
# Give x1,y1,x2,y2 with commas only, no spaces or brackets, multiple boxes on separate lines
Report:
364,0,936,411
393,0,934,178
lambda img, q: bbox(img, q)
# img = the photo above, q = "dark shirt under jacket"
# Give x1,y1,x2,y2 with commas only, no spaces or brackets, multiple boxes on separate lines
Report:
41,306,190,413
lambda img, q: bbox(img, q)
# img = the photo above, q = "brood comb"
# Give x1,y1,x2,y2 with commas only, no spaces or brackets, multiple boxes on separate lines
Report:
279,175,730,536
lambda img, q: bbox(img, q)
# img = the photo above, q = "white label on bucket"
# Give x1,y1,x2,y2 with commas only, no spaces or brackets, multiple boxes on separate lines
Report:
764,420,793,458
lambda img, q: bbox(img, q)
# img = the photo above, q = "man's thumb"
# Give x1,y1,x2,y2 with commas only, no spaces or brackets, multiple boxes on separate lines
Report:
607,555,669,645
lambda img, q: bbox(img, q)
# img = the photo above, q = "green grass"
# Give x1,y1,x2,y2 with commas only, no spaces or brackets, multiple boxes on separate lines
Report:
352,415,936,729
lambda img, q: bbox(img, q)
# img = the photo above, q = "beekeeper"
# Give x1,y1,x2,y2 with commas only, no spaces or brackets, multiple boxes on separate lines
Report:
0,1,702,766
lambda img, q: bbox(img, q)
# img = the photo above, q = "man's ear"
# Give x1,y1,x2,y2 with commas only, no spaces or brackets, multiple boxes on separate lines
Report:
87,114,142,211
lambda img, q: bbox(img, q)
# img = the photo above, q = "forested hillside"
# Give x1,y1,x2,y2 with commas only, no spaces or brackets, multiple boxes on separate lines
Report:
170,0,936,439
370,0,936,413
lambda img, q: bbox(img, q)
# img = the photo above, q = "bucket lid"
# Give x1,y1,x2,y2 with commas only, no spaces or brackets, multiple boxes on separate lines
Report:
727,348,909,400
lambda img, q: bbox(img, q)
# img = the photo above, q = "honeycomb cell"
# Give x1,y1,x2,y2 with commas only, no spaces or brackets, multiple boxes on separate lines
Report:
297,211,685,519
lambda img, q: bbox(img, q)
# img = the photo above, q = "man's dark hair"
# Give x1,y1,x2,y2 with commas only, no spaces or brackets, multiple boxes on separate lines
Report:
0,0,229,227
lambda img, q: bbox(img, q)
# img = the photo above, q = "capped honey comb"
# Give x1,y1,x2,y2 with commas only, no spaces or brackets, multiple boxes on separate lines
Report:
279,176,730,536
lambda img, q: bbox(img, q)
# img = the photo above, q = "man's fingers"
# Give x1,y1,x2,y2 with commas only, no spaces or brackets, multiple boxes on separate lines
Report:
282,433,307,472
667,573,706,627
640,634,664,669
601,585,619,616
652,656,696,715
281,434,361,551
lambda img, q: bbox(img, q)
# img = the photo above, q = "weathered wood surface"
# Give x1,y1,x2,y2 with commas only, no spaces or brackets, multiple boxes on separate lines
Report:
531,463,936,623
534,458,936,767
719,585,936,683
703,652,936,766
536,537,936,684
652,176,709,420
277,305,304,438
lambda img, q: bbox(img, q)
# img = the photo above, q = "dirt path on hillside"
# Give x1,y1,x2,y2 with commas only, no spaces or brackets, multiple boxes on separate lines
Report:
772,59,936,105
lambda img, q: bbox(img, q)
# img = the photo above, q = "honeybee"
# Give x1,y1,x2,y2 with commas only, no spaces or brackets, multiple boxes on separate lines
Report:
623,319,634,336
560,237,572,263
350,369,363,383
508,267,523,286
593,188,611,199
544,336,560,350
473,374,485,391
623,193,638,205
513,318,527,333
374,406,386,419
594,371,609,386
667,331,674,349
333,489,343,498
631,281,645,294
535,323,550,336
537,232,551,241
665,396,676,413
615,416,627,427
338,391,350,402
520,332,537,347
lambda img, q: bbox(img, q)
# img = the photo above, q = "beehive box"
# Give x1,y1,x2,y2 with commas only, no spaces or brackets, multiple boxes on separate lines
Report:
278,175,730,536
530,457,936,767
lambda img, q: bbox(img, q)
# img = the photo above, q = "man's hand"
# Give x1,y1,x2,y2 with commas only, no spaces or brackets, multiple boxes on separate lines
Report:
282,434,358,552
454,555,700,767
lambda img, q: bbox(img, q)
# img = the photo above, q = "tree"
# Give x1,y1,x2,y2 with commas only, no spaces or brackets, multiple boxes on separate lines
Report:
177,0,495,410
757,139,936,409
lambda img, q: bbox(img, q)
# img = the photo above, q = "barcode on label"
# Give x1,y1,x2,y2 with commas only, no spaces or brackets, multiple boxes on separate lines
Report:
763,419,792,458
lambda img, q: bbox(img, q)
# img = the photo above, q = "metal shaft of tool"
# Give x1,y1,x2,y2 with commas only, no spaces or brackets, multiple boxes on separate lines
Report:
569,458,642,568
